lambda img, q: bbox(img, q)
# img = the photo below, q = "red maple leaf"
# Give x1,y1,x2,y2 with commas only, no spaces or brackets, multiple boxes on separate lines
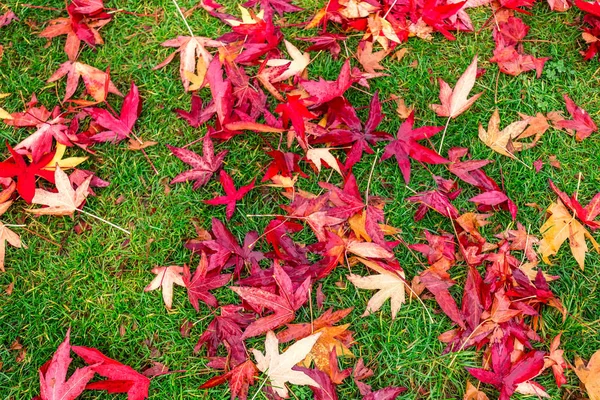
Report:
194,305,254,366
467,343,545,400
244,0,302,15
200,359,258,400
205,170,255,220
314,93,391,169
576,0,600,16
300,60,354,106
556,94,598,141
35,329,96,400
275,95,318,148
297,33,346,59
230,263,311,339
406,190,459,221
38,2,112,61
262,150,306,182
549,179,600,229
381,111,448,184
174,93,215,128
581,15,600,60
85,82,141,143
183,252,231,311
0,142,55,203
71,345,150,400
168,137,227,190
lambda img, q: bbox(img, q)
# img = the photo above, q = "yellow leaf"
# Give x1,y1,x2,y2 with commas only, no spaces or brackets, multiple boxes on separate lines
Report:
539,200,600,270
574,350,600,400
43,144,88,171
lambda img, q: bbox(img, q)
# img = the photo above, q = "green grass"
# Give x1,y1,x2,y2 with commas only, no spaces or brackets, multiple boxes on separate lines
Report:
0,0,599,399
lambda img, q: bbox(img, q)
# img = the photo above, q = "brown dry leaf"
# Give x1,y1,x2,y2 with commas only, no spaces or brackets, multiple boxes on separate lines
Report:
464,380,489,400
128,138,158,150
348,259,406,319
478,109,528,159
0,218,23,273
574,350,600,400
583,32,599,44
393,95,414,119
517,112,549,147
356,41,390,74
5,281,14,295
539,200,600,270
28,166,91,216
144,265,185,310
299,324,355,378
548,155,561,169
394,48,408,61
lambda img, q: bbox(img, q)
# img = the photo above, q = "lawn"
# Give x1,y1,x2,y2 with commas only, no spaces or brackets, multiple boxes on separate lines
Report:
0,0,599,399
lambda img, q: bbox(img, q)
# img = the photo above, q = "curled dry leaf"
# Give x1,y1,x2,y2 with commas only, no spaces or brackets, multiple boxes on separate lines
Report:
478,109,529,159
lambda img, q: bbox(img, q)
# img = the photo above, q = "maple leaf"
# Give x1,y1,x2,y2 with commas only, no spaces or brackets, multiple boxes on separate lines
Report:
0,143,55,203
167,137,227,190
204,170,255,220
85,82,141,143
490,44,549,78
574,349,600,400
28,166,91,216
36,329,96,400
294,366,339,400
144,265,185,310
348,262,406,319
299,325,355,379
556,94,598,141
200,359,258,400
194,305,253,366
173,93,214,127
467,344,546,400
430,56,482,119
262,150,306,182
48,61,122,103
265,40,310,82
306,148,344,176
297,33,346,59
549,179,600,230
478,109,528,159
252,330,322,398
0,200,24,272
182,252,231,311
576,0,600,17
356,40,390,74
71,345,151,400
0,10,17,28
243,0,303,15
38,3,111,61
544,334,567,388
381,111,448,184
539,200,600,269
153,36,222,91
275,95,318,148
464,380,489,399
230,264,311,339
300,60,355,106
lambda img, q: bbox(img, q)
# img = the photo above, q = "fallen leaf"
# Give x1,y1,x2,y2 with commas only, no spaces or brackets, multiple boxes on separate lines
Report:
430,56,482,119
574,349,600,400
348,263,406,319
28,166,91,216
252,331,322,398
144,265,186,310
478,109,528,159
539,200,600,270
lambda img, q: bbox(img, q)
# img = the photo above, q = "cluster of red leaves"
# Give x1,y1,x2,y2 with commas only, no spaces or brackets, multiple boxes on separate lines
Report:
576,0,600,59
12,0,599,398
33,329,152,400
490,14,549,77
0,1,141,269
148,1,599,399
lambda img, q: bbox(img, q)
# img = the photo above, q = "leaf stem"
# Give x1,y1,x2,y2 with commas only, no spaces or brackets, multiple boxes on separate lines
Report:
76,208,131,235
171,0,195,38
437,116,451,154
